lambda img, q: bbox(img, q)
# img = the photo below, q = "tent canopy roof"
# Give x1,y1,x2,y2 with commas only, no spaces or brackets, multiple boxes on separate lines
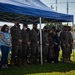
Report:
0,0,73,23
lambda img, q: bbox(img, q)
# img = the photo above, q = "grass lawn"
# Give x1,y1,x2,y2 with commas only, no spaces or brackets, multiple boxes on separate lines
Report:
0,62,75,75
0,50,75,75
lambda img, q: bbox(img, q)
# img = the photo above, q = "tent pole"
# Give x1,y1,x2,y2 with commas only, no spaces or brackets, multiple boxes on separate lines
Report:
39,17,43,65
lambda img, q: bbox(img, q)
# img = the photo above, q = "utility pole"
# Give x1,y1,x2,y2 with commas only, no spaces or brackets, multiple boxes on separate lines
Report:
56,0,57,11
56,0,58,29
67,0,69,14
48,0,75,26
67,0,69,25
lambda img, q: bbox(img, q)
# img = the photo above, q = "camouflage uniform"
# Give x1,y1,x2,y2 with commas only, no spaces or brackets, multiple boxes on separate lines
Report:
42,30,49,63
60,28,71,62
21,28,30,64
48,32,56,63
29,28,39,64
10,26,22,65
67,28,73,61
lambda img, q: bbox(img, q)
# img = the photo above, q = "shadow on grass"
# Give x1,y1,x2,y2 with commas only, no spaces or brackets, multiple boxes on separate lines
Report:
0,62,75,75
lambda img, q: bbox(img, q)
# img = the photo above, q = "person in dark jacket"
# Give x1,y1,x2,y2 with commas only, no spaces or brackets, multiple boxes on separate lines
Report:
54,30,60,63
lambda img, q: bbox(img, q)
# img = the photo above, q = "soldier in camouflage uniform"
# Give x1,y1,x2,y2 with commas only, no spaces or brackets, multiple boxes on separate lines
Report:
60,26,72,62
42,26,49,63
48,27,56,63
29,23,39,64
21,23,30,65
67,26,73,62
10,19,22,66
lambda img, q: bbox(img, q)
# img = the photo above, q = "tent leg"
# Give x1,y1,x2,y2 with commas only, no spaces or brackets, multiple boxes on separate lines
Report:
39,17,43,65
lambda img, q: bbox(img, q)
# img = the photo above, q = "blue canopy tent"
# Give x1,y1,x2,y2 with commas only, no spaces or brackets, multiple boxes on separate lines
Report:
0,0,74,64
0,0,73,22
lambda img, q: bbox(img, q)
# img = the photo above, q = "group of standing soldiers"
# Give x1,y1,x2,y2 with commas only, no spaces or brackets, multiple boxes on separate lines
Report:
10,19,73,66
10,20,39,66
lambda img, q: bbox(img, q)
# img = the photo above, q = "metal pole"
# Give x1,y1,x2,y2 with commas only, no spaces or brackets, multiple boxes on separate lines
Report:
67,0,69,25
67,0,69,14
56,0,57,11
39,17,43,65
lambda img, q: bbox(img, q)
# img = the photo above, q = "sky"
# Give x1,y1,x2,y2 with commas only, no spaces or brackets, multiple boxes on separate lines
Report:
41,0,75,24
